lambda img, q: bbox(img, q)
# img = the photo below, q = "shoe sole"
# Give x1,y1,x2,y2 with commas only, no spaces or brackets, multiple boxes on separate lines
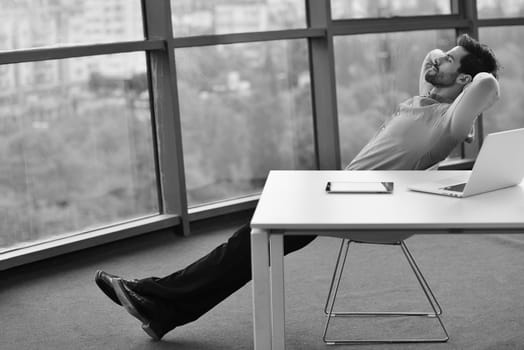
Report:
95,270,122,306
111,278,162,341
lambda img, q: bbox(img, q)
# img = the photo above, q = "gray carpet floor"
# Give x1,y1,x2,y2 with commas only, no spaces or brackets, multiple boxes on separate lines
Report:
1,213,524,350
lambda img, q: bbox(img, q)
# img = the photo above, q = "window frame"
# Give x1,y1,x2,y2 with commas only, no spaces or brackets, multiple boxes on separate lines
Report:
2,0,523,270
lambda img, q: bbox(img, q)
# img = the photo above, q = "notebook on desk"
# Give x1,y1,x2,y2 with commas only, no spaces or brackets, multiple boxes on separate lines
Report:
408,128,524,198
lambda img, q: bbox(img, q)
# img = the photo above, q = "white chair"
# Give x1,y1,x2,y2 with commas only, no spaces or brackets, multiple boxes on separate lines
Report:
322,163,449,344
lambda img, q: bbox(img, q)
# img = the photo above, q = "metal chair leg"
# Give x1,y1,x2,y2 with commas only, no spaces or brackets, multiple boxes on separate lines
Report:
401,241,443,316
323,239,349,316
322,239,351,343
322,239,449,345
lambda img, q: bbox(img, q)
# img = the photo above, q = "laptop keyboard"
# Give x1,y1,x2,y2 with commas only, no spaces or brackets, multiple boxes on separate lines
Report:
442,183,466,192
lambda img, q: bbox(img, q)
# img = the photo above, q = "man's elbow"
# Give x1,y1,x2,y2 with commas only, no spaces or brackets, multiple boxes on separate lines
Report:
473,72,500,100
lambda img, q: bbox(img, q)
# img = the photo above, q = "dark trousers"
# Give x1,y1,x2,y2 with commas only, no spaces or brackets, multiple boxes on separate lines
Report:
133,223,316,326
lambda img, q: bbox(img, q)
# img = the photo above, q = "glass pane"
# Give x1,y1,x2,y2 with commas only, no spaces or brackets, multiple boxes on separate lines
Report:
479,27,524,134
171,0,306,37
0,1,143,50
175,40,315,207
0,53,157,251
331,0,451,19
478,0,524,18
334,30,456,167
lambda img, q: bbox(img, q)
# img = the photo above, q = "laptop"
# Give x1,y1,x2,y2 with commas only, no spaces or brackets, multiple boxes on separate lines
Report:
408,128,524,198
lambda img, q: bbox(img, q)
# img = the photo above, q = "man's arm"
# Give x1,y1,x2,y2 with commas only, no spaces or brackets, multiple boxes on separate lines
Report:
419,49,445,96
447,72,500,140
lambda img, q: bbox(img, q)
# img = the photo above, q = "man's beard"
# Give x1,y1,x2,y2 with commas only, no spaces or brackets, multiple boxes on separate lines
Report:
425,69,458,87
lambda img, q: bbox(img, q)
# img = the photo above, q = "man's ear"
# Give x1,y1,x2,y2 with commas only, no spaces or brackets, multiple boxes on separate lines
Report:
456,73,472,85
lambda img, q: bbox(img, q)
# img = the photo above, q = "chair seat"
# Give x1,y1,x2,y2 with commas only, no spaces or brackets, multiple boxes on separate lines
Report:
347,232,414,244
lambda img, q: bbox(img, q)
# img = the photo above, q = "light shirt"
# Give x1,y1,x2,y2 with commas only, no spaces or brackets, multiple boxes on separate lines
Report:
346,96,456,170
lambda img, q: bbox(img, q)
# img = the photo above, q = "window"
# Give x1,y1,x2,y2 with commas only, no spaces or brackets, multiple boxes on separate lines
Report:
0,53,157,251
3,0,524,267
0,1,143,50
331,0,451,20
334,30,456,166
479,26,524,134
478,0,524,18
176,40,315,207
171,0,306,37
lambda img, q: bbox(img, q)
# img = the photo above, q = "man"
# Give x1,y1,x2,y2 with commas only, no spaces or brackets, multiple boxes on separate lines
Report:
95,34,500,341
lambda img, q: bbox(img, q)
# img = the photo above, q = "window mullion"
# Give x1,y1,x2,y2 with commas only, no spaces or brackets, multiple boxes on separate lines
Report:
142,0,190,235
306,0,341,170
455,0,483,160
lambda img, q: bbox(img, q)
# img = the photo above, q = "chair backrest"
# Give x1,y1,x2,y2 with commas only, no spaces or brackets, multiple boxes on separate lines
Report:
425,162,440,171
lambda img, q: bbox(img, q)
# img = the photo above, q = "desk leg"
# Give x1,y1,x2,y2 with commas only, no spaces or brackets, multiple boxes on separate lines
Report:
270,234,285,350
251,228,272,350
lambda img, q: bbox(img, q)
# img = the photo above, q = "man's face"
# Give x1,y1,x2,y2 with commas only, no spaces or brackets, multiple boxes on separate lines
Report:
425,46,469,87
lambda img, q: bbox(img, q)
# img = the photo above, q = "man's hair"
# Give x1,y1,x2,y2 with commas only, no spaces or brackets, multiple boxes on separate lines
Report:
457,34,500,79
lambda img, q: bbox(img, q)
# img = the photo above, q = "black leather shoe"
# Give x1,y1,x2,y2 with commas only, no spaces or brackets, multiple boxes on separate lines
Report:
111,278,175,341
95,270,122,306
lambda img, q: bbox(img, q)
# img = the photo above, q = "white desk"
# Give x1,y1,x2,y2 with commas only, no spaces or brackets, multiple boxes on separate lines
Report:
250,170,524,350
